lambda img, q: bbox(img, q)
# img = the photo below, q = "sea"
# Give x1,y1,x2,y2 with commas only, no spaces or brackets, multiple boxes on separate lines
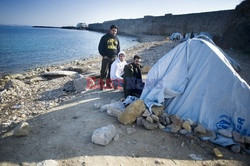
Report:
0,26,138,76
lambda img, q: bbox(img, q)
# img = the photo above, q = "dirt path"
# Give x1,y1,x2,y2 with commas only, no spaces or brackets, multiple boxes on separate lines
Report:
0,36,249,166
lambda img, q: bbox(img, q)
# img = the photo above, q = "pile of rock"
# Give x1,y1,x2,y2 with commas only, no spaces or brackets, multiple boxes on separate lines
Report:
98,100,250,154
137,107,250,154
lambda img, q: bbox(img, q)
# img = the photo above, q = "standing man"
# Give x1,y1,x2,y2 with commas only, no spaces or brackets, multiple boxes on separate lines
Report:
98,25,120,89
123,55,144,98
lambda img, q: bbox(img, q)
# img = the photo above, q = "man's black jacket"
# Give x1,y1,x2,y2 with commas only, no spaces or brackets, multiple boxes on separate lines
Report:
98,33,120,59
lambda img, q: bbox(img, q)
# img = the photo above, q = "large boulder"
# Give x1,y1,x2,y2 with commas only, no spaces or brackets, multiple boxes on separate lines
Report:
91,125,116,146
118,100,145,125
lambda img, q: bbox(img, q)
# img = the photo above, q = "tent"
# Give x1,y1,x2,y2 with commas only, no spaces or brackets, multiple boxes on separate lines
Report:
140,38,250,146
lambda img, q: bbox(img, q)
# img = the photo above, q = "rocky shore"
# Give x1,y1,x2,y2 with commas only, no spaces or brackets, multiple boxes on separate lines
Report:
0,35,249,165
0,35,170,132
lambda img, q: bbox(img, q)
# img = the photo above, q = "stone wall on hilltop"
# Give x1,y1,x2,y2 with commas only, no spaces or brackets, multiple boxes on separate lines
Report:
88,10,234,37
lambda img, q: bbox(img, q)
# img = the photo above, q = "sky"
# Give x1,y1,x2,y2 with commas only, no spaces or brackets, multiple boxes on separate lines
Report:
0,0,244,26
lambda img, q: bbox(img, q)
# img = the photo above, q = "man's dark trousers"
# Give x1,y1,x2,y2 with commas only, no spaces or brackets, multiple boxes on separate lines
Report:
100,57,115,86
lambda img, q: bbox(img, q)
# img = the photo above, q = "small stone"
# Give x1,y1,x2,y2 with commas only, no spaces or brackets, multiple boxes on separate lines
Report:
151,105,164,117
165,124,181,133
127,128,136,134
198,130,216,141
231,144,241,153
158,145,166,149
165,117,171,125
158,123,165,129
100,105,107,112
151,114,159,122
37,160,59,166
182,120,192,132
142,109,151,117
213,148,223,158
146,116,154,123
91,125,116,146
244,136,250,144
162,113,170,118
170,115,182,125
189,154,203,161
185,118,194,126
232,131,244,143
14,122,30,136
179,129,189,135
154,160,164,165
194,124,206,134
94,103,101,110
10,104,22,109
159,116,167,125
136,117,143,126
132,141,137,144
142,119,158,130
113,134,119,141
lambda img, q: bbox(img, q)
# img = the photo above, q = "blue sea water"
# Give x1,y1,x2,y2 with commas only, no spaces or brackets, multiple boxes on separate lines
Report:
0,26,138,76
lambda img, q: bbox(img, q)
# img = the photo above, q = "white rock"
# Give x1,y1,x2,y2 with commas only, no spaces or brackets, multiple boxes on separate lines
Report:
142,109,151,117
100,105,107,112
106,107,122,118
91,125,116,146
189,154,203,161
37,160,59,166
126,128,136,134
94,103,101,110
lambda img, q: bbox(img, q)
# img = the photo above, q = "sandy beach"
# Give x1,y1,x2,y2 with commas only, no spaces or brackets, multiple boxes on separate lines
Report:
0,35,250,166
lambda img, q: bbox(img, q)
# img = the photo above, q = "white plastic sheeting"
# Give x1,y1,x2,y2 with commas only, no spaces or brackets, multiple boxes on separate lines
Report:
170,32,183,40
140,38,250,146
